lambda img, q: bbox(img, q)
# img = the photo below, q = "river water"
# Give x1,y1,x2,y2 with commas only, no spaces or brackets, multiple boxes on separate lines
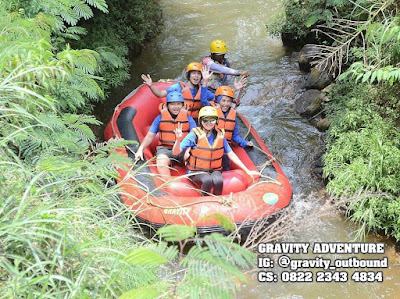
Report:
97,0,400,297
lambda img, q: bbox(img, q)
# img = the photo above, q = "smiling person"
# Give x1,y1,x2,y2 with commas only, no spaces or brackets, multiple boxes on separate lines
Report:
202,39,250,93
135,91,197,179
200,69,253,170
214,85,254,170
173,106,259,196
141,62,215,120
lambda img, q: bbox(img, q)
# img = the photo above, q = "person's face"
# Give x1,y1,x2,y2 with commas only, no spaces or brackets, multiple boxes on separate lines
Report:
201,117,217,131
167,101,183,116
219,96,232,112
214,54,225,64
189,70,202,85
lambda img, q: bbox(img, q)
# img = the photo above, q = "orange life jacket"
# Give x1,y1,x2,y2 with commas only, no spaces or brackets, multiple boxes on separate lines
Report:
215,106,236,142
187,127,225,172
158,103,190,147
180,82,201,119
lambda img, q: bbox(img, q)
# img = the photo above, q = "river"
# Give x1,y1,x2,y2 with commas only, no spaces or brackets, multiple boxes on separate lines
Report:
96,0,400,297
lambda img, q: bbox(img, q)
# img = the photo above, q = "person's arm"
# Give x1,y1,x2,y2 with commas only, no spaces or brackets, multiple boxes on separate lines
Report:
173,130,196,156
135,132,156,160
208,62,239,75
135,116,160,160
227,150,259,177
231,120,249,148
173,122,184,155
208,62,250,77
203,56,250,76
200,66,214,106
224,138,258,177
141,74,168,98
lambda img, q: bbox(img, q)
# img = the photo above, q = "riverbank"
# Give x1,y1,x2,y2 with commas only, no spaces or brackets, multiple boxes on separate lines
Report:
278,0,400,244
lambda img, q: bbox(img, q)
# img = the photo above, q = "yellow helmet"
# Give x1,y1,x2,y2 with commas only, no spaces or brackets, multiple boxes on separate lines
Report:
215,86,234,99
198,106,218,119
210,39,228,54
186,62,203,73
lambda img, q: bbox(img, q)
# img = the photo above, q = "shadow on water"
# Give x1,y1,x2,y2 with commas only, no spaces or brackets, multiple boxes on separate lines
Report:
94,0,400,297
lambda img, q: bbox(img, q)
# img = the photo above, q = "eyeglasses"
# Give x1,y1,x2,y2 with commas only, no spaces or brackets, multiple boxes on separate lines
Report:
202,118,217,123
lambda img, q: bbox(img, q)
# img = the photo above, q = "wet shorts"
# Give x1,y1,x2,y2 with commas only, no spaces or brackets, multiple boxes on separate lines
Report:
156,146,185,164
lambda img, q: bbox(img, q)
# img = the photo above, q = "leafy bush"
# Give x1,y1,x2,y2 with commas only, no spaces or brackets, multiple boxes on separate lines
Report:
269,0,350,44
73,0,163,95
323,81,400,240
0,3,255,297
121,225,255,298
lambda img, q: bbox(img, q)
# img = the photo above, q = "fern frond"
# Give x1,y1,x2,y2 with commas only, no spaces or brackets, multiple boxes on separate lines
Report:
156,224,196,242
84,0,108,13
120,283,168,299
59,6,79,26
202,233,255,268
66,26,87,35
199,213,236,232
124,242,178,266
181,246,246,283
72,1,93,20
96,48,125,68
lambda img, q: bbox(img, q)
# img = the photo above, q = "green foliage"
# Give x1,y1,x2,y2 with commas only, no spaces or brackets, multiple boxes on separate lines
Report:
121,226,256,299
73,0,162,94
323,80,400,240
157,224,197,242
0,3,255,298
271,0,349,42
339,12,400,84
5,0,162,107
200,213,236,232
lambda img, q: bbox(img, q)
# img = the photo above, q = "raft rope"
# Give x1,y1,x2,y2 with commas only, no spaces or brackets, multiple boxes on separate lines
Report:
147,191,235,208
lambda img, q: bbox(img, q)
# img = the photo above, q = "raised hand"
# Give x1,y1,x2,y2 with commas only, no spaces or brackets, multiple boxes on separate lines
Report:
174,122,183,140
234,76,247,91
201,65,214,82
141,74,152,87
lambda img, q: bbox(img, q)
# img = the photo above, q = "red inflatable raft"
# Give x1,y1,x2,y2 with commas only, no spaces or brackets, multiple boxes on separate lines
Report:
104,82,292,234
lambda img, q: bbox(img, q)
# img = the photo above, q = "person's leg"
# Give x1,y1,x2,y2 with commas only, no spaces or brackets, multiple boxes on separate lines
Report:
156,154,171,178
222,153,230,171
192,173,213,196
211,171,223,195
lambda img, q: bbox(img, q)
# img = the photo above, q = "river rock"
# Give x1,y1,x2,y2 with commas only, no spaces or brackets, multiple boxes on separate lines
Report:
298,44,319,72
295,89,322,117
316,118,331,132
311,151,325,178
322,83,335,94
305,67,332,90
320,83,336,102
281,31,304,48
281,30,320,48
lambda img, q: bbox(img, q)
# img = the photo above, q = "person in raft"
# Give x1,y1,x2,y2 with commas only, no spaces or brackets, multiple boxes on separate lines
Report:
202,39,250,97
200,67,254,170
135,91,197,179
141,62,215,120
173,106,260,196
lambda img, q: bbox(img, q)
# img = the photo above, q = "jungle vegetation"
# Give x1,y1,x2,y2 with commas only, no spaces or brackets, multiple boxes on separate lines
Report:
0,1,255,297
274,0,400,240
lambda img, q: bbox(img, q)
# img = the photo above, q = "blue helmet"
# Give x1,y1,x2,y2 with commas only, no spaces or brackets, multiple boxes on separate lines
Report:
166,91,184,103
